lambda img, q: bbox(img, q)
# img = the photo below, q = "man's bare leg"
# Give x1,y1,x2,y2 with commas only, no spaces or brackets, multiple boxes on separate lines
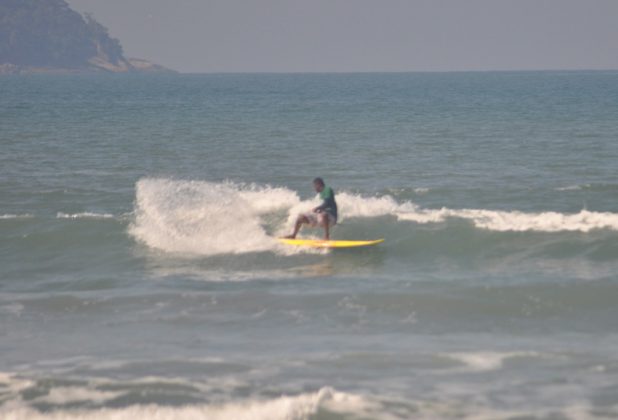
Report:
284,215,309,239
319,213,330,240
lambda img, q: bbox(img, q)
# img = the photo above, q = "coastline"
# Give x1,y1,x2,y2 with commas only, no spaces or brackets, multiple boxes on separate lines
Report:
0,58,175,75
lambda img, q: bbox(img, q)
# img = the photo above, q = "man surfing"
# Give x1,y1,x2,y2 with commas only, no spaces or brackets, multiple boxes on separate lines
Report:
285,177,338,240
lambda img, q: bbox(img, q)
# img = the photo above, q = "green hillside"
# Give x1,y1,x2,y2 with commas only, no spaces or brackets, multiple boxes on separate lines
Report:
0,0,170,73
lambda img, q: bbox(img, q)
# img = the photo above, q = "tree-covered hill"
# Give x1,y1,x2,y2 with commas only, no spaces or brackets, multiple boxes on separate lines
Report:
0,0,171,73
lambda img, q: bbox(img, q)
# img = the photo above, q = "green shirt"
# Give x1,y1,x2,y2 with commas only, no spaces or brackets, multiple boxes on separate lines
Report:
317,186,338,219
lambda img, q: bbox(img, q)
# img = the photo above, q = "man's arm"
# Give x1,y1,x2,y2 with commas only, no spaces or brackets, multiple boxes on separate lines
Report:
313,187,332,213
313,202,327,213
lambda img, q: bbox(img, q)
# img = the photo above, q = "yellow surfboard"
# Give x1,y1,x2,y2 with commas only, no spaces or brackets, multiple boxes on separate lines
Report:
278,238,384,248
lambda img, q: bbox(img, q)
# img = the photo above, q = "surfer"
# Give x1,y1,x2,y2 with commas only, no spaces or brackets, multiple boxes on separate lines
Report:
285,177,338,240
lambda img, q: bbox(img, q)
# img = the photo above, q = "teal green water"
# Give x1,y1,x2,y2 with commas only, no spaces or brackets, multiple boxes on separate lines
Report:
1,72,618,419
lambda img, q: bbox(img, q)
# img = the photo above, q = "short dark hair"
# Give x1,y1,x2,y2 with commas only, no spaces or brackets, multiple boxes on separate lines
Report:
313,177,324,186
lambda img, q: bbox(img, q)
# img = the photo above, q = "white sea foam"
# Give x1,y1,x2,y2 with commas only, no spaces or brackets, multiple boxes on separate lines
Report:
396,208,618,232
57,212,116,220
0,371,601,420
0,214,33,219
339,192,618,232
130,178,300,256
0,387,377,420
442,351,543,372
337,192,418,219
556,184,589,191
39,388,122,405
130,178,618,256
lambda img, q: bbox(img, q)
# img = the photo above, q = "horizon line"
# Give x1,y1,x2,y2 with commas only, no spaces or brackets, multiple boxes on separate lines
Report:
175,68,618,75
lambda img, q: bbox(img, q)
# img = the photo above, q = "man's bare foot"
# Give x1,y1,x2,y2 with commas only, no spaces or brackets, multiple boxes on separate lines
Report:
283,234,296,239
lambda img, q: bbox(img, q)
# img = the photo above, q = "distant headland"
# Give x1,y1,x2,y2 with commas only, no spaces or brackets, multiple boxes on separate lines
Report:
0,0,175,74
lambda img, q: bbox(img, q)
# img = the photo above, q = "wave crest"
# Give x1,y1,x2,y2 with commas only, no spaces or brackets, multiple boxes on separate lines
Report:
129,178,618,256
0,384,372,420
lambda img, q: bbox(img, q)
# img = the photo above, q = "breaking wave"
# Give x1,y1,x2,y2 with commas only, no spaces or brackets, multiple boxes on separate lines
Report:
0,213,33,219
0,382,375,420
129,178,618,256
129,178,299,255
56,212,116,220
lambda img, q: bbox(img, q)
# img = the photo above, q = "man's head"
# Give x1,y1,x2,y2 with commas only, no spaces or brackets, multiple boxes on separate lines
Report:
313,177,325,192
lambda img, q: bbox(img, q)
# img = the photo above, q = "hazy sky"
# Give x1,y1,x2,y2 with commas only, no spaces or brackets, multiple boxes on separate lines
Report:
66,0,618,73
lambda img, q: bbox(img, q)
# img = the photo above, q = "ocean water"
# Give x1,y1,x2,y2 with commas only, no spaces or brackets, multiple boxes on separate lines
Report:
1,71,618,419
